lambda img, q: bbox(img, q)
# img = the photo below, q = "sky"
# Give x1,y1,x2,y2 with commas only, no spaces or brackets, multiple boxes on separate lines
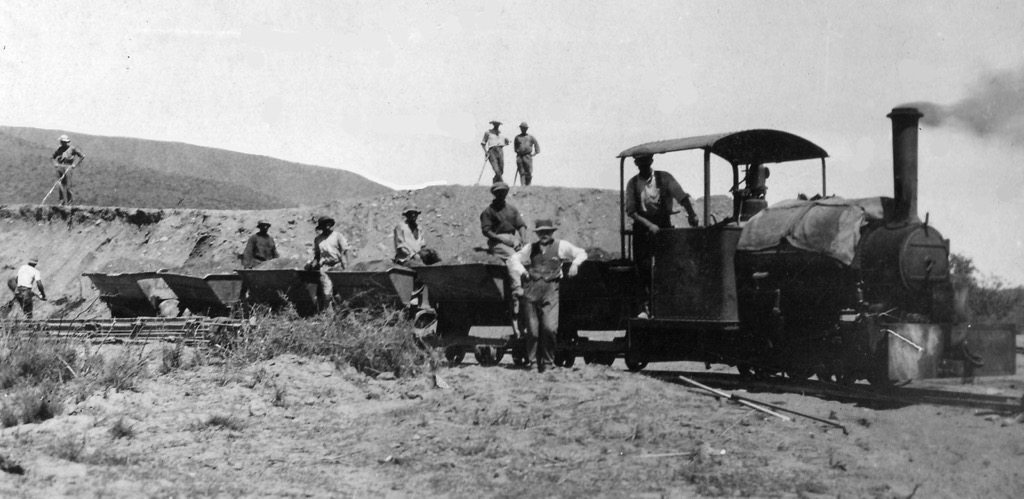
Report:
2,0,1024,284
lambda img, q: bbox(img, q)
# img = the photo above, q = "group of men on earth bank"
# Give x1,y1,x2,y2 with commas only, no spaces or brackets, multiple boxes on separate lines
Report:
22,126,698,373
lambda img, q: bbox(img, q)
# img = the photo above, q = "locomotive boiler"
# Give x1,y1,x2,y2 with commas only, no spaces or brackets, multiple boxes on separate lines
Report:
619,107,1016,384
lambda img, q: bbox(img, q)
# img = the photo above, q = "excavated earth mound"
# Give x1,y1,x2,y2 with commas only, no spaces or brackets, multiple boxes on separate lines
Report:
0,186,732,319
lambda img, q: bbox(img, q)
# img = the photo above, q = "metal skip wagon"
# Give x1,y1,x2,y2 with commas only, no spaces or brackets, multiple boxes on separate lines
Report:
157,272,244,317
413,263,519,366
84,272,164,317
236,267,417,316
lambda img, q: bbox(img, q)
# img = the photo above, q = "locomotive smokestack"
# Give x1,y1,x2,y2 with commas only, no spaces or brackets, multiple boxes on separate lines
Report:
887,107,923,224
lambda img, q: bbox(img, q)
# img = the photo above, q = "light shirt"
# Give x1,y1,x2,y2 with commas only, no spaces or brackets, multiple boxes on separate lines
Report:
507,240,588,288
314,231,349,267
481,130,509,149
394,221,425,260
17,264,41,288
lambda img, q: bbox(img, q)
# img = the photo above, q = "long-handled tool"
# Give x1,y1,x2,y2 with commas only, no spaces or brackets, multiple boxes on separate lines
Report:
41,166,74,205
475,156,489,186
512,166,519,186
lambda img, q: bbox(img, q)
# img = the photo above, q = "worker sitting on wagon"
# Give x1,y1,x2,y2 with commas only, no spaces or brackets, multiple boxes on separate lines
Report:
394,205,440,266
507,219,587,373
625,154,699,318
480,181,528,260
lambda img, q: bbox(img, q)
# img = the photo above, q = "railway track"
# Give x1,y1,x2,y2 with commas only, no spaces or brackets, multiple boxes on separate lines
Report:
2,317,247,346
644,370,1024,414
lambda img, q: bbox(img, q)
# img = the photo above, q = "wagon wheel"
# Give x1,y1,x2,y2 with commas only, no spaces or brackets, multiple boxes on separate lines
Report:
444,346,466,366
510,340,530,366
582,352,597,365
474,346,502,367
554,351,575,368
624,351,648,373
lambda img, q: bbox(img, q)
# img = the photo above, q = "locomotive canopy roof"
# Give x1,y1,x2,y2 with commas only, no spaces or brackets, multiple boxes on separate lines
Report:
617,129,829,165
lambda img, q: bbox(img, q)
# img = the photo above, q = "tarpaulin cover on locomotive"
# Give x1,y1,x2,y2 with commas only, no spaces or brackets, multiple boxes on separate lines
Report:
737,197,885,265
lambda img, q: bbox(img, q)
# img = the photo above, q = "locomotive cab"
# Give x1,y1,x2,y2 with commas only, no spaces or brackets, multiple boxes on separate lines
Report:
617,130,832,371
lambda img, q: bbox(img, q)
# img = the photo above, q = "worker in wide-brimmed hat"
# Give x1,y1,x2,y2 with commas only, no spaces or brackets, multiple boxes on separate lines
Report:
50,134,85,205
14,256,47,319
307,216,349,311
507,219,587,373
242,219,279,269
481,120,511,183
513,122,540,186
480,181,527,260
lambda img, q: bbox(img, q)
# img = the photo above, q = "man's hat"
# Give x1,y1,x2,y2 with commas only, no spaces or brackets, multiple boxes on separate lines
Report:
489,120,502,126
257,220,271,227
59,134,70,143
633,154,654,165
316,216,335,228
519,122,529,128
28,256,39,265
490,181,509,193
532,219,557,232
402,205,421,215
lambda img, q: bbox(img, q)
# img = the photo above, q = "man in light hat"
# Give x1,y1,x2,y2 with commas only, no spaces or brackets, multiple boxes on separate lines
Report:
242,220,279,269
394,205,428,264
14,256,46,318
480,120,511,183
513,122,540,186
50,134,85,205
308,216,349,311
507,219,587,373
480,181,527,260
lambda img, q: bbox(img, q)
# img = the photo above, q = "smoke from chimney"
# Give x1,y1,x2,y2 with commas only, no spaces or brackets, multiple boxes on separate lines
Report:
903,65,1024,142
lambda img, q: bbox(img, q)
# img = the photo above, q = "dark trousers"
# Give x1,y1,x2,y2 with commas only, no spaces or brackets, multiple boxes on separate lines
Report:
516,155,533,186
55,166,73,205
487,148,505,183
520,280,559,367
15,286,34,318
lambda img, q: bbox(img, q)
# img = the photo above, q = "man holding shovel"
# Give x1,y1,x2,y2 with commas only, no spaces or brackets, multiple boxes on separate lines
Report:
480,120,510,183
50,135,85,205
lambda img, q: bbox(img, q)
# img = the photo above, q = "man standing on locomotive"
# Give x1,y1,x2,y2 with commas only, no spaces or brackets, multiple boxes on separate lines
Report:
480,181,528,260
507,219,587,373
625,154,699,318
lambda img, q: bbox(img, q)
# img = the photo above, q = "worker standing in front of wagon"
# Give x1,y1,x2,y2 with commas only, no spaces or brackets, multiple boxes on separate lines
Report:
308,216,349,312
625,154,699,318
507,219,587,373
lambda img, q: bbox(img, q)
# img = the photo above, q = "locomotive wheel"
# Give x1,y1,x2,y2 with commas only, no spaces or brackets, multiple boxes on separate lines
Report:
866,372,896,388
512,352,529,367
554,351,576,368
625,351,648,372
473,346,503,367
445,346,466,366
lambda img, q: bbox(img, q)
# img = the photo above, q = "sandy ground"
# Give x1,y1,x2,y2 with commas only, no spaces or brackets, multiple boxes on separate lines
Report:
1,341,1021,498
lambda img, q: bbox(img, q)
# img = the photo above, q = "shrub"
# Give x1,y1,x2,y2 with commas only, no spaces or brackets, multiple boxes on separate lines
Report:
0,383,63,428
225,307,443,378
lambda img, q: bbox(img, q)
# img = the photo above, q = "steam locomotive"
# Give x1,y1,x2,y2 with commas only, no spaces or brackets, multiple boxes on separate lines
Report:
617,107,1015,383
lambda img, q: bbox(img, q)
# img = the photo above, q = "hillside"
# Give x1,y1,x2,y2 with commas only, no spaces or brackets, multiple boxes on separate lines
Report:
0,185,731,320
0,127,393,209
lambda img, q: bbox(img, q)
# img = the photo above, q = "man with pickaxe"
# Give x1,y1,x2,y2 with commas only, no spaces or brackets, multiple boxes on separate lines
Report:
480,120,510,184
50,134,85,205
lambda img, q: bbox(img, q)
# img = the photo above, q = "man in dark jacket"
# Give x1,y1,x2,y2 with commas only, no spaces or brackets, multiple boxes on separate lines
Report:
242,220,279,269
